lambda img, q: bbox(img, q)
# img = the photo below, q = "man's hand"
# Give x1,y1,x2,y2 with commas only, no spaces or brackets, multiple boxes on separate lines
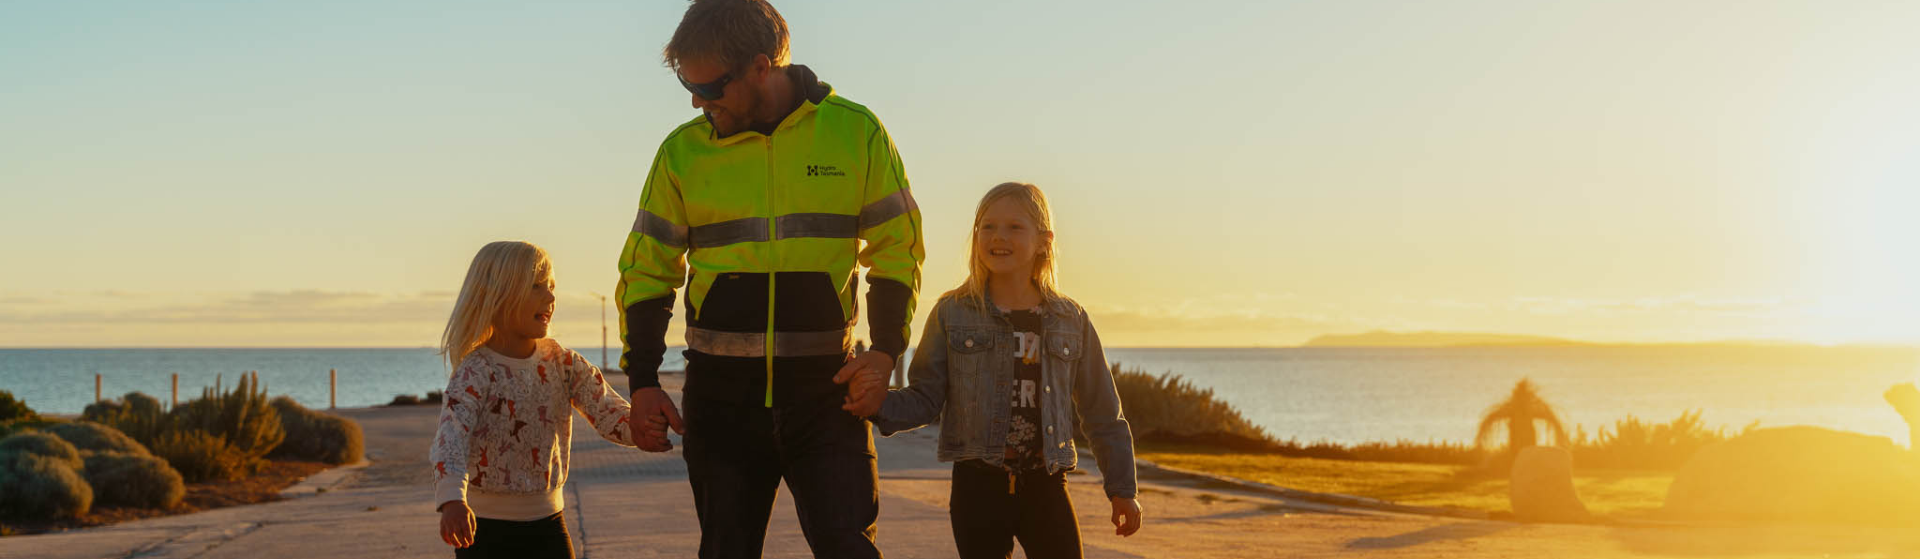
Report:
1110,496,1143,537
833,351,893,417
439,500,476,548
630,387,684,452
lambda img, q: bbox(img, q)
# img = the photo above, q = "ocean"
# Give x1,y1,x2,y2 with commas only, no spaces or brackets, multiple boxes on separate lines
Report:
3,346,1915,446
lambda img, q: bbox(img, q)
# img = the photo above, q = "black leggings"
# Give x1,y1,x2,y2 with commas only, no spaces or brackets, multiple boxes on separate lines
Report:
949,461,1083,559
454,512,574,559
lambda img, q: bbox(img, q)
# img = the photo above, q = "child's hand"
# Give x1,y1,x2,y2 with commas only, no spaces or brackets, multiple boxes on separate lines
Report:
439,500,476,548
1110,496,1143,537
834,352,893,417
631,387,684,452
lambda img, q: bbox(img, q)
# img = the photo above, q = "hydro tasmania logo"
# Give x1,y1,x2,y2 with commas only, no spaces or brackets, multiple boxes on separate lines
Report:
805,164,846,177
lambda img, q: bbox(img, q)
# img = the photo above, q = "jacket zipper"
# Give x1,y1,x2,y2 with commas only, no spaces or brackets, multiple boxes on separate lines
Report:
763,135,777,408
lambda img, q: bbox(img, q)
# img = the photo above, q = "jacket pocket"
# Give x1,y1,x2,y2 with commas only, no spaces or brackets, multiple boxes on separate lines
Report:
1046,332,1082,363
949,329,994,354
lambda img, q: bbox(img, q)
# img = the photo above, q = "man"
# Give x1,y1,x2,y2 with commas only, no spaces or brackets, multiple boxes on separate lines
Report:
615,1,922,557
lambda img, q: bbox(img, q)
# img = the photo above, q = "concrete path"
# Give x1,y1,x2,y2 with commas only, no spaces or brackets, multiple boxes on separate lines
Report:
10,374,1920,558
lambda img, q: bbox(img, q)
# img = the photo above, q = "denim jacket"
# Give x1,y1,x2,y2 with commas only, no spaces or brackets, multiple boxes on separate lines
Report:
874,291,1137,499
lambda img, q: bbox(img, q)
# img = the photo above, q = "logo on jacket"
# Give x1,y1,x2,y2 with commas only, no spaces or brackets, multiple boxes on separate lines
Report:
805,164,846,177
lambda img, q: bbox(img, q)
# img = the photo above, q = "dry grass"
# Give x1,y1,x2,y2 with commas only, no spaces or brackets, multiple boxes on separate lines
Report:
1140,442,1673,519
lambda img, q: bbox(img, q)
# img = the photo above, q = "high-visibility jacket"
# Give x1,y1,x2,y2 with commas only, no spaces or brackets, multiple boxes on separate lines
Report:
617,66,924,407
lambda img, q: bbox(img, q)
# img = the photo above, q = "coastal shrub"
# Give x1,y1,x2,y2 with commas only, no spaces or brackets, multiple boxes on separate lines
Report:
44,421,150,456
0,453,93,520
82,452,185,509
170,373,284,469
0,432,85,471
388,394,422,406
0,390,37,423
1570,410,1752,471
0,417,64,440
149,429,248,482
269,396,365,465
83,392,170,446
1260,438,1486,466
1109,364,1271,449
424,390,444,405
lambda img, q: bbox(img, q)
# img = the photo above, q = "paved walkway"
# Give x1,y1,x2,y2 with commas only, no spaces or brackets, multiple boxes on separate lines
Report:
11,374,1920,558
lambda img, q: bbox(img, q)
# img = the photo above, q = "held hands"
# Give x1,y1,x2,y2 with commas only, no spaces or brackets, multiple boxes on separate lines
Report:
439,500,476,548
1110,496,1143,537
833,351,893,417
630,387,684,452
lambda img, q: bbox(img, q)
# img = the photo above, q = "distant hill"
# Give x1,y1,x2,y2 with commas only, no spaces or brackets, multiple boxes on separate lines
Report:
1300,331,1591,348
1297,331,1845,349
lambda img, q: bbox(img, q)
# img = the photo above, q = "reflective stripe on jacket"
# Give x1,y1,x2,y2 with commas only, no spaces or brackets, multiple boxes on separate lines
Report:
618,65,924,406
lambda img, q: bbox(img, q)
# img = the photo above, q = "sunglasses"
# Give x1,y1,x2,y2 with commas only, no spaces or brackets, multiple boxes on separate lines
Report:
678,70,734,101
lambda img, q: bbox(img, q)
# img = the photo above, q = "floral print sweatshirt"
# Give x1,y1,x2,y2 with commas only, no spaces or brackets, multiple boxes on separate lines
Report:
430,339,635,519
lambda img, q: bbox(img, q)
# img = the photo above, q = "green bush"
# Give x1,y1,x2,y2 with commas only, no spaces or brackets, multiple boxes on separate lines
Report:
1109,364,1271,448
0,417,64,440
0,453,93,520
387,394,421,406
268,397,364,465
44,421,150,456
149,429,248,483
83,391,170,446
82,452,184,509
0,432,84,471
0,390,37,423
170,373,284,469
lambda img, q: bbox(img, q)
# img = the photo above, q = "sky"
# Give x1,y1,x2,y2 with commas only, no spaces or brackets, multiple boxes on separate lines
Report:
2,0,1917,348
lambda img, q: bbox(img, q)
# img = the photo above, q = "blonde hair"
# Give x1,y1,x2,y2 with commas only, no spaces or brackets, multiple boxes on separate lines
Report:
948,182,1062,309
439,241,554,372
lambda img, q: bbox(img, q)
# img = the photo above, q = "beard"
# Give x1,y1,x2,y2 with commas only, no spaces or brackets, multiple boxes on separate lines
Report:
704,86,765,137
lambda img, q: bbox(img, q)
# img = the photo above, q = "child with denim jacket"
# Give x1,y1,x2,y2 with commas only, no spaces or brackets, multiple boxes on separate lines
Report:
869,182,1142,559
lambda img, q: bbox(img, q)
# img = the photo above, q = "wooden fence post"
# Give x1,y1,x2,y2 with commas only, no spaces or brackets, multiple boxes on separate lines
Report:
171,373,178,409
95,373,102,403
330,369,338,410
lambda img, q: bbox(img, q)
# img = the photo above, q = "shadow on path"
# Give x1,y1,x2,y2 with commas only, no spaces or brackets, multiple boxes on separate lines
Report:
1344,522,1517,550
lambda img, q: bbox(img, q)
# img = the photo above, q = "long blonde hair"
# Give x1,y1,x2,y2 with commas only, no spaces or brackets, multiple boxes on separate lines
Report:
440,241,554,371
947,182,1062,309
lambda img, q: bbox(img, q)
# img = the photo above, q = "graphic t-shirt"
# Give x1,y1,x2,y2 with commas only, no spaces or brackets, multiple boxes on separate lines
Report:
1004,309,1045,472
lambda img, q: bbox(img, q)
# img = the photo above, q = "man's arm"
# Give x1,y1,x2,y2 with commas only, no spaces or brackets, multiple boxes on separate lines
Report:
855,125,924,361
617,146,689,390
839,124,924,416
618,144,690,450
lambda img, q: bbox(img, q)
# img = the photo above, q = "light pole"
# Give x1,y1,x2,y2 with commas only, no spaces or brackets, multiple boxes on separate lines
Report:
588,292,609,371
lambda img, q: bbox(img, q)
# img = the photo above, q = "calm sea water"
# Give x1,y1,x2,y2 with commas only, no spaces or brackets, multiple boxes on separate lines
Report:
3,346,1914,446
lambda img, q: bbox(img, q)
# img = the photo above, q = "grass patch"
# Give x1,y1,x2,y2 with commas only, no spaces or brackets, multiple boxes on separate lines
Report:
1139,442,1672,519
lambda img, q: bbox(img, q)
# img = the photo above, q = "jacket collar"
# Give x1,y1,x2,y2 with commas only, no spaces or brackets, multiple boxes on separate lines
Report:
710,64,833,146
977,288,1075,320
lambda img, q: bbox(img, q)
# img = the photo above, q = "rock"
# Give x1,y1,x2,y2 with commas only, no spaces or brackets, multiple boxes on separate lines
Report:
1510,446,1591,523
1664,426,1920,524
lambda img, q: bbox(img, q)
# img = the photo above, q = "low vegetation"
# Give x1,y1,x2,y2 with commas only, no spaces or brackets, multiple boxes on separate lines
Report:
1109,366,1749,471
0,383,361,532
1109,367,1755,517
270,396,365,465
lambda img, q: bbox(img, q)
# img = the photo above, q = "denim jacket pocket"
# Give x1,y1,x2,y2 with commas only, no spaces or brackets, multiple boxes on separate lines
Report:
949,329,995,354
1046,333,1082,363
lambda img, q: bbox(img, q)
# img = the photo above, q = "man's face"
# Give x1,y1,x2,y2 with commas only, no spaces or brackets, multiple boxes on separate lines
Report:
677,58,760,137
